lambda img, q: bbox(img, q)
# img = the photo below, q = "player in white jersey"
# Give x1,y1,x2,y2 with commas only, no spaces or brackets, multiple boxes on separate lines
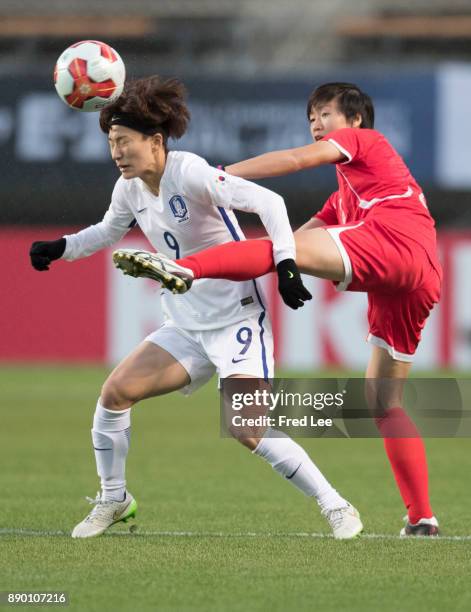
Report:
29,76,362,539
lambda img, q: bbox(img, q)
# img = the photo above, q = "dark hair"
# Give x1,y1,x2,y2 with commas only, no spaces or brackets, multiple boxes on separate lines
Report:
99,76,190,141
306,82,374,129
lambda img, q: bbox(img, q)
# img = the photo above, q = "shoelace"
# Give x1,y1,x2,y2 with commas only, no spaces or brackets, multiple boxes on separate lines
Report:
85,491,102,505
323,507,349,530
83,492,114,522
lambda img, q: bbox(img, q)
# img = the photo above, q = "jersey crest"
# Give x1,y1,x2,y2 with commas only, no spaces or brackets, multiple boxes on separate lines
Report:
169,195,190,223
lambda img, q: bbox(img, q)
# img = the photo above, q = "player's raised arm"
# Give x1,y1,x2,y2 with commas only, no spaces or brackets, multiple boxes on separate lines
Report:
29,180,135,270
62,195,134,261
225,141,344,180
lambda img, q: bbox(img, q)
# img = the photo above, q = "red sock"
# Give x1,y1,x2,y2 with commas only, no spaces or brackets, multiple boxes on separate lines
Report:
177,239,275,280
375,407,433,524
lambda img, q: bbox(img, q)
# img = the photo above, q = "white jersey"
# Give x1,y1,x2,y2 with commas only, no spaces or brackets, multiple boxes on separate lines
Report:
63,151,296,330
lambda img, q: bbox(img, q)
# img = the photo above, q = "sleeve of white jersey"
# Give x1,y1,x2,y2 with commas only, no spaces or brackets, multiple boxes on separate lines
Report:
185,160,296,265
62,179,135,261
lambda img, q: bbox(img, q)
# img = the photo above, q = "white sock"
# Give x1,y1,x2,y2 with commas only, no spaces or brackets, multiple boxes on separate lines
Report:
253,429,347,513
91,400,131,502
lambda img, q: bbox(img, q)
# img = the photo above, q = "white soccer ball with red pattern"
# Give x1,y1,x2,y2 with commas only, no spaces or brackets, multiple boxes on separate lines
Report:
54,40,125,112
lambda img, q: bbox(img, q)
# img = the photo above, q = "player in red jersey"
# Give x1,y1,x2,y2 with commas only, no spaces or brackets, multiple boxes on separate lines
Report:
115,83,441,536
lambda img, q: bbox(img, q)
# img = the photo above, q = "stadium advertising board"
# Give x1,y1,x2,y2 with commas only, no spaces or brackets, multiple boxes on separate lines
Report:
1,69,439,226
2,228,470,370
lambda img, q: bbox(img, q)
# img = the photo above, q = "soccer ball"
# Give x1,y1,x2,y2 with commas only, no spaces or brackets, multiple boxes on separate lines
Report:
54,40,125,112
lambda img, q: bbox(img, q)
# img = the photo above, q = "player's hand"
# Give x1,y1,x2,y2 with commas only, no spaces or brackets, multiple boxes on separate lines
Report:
29,238,66,271
276,258,312,309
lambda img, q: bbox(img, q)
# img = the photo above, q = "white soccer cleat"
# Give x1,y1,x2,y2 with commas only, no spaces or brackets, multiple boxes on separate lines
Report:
71,491,137,539
400,515,439,537
112,248,194,294
322,503,363,540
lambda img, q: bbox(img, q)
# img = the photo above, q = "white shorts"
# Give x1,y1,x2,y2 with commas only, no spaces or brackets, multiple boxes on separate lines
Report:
145,313,274,396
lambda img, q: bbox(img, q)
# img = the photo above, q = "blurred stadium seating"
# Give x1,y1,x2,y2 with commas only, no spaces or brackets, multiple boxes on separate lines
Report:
1,0,471,72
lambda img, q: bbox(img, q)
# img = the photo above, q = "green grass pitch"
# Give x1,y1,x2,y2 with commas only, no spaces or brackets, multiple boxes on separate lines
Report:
1,366,470,611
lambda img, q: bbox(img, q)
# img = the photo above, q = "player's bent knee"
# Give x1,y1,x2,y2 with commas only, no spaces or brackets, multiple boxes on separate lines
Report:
227,420,266,450
101,377,141,410
233,435,260,451
364,377,405,416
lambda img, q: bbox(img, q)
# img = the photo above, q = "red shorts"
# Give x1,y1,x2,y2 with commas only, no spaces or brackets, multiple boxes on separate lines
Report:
324,216,442,361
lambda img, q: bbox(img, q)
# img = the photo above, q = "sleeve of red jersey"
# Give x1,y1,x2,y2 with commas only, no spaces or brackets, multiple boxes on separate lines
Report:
313,192,339,225
321,127,366,164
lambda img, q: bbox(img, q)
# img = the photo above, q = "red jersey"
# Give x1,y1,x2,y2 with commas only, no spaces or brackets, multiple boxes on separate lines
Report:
315,127,438,266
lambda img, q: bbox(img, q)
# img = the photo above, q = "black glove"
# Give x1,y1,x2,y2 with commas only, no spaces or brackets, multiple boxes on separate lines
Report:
29,238,66,271
276,258,312,309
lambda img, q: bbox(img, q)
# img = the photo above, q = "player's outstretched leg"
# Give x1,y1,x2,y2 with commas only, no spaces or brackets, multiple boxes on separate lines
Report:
72,491,137,538
176,229,344,283
113,248,194,293
177,239,275,280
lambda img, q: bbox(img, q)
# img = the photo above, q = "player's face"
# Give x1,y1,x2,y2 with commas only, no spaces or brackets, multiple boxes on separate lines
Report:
108,125,164,179
308,99,361,142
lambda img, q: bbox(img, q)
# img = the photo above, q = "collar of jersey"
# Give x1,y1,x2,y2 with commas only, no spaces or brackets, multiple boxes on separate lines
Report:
138,178,162,198
136,153,173,197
